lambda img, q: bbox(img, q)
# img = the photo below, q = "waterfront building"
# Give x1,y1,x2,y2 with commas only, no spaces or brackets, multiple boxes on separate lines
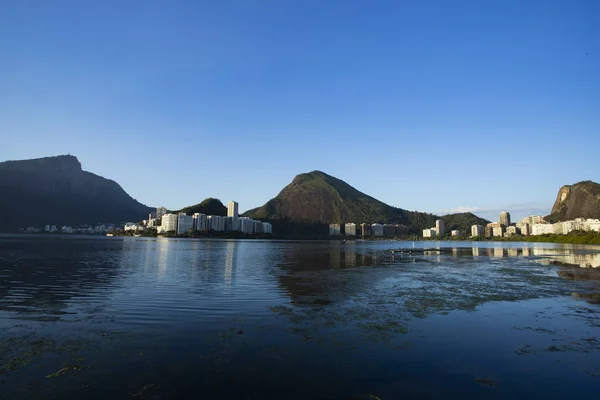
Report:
423,228,436,238
161,213,178,232
492,226,505,237
227,201,239,231
505,226,519,236
253,220,263,234
177,213,194,235
519,223,530,236
329,224,341,236
383,224,395,237
360,223,372,237
240,217,254,234
435,220,445,236
371,223,384,236
471,225,484,237
193,213,207,231
262,222,272,234
499,211,511,227
451,230,460,237
344,223,356,237
532,223,554,235
156,207,167,220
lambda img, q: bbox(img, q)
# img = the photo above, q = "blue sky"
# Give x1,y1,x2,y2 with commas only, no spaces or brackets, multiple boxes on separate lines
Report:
1,0,598,222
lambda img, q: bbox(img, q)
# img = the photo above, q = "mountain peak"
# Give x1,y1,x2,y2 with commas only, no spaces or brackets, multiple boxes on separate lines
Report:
0,154,82,173
547,180,600,222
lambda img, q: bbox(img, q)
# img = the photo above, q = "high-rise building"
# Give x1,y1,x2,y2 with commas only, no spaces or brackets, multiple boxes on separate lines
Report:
156,207,167,220
360,223,372,237
262,222,272,234
435,220,445,236
344,223,356,237
227,201,240,231
423,228,436,238
193,213,207,231
329,224,341,236
499,211,511,227
371,223,384,236
471,225,484,237
240,217,254,234
227,201,239,217
177,213,193,235
162,213,178,232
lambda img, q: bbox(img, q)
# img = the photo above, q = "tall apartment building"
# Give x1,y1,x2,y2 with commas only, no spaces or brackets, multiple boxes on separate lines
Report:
193,213,207,231
227,201,239,231
371,223,384,236
162,213,178,232
423,228,436,238
435,220,445,236
344,223,356,237
262,222,273,234
177,213,193,235
329,224,341,236
360,223,372,237
156,207,167,220
492,226,505,237
471,225,484,237
499,211,511,227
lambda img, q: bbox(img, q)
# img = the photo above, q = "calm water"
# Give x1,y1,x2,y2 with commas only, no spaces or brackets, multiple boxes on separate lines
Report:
1,236,600,399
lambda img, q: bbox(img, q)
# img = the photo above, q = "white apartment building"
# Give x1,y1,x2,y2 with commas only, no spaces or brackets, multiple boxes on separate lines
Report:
371,223,384,236
451,230,460,236
253,220,263,234
329,224,341,236
471,225,484,237
162,213,178,232
532,223,554,235
227,201,239,231
344,223,356,237
505,226,518,236
423,228,436,238
193,213,207,231
492,226,505,237
156,206,167,220
239,217,254,234
177,213,194,234
435,220,445,236
262,222,272,234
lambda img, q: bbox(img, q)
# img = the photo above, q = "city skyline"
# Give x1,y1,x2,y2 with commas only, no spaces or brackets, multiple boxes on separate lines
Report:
1,1,598,221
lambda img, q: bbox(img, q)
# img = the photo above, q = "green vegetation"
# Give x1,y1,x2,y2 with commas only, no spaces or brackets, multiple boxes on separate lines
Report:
499,230,600,245
175,198,227,216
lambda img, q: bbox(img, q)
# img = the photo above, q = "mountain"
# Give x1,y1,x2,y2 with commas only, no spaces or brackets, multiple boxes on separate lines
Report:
244,170,488,234
546,181,600,222
0,155,152,231
176,198,227,216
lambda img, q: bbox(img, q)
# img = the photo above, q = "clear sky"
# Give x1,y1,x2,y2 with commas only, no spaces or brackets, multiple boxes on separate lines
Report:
1,0,598,222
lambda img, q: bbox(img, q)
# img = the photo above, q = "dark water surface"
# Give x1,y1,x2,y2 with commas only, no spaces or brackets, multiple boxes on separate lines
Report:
1,236,600,399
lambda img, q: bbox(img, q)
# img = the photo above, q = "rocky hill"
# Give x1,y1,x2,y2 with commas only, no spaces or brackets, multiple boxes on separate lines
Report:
244,170,488,234
0,155,152,231
546,181,600,222
176,198,227,216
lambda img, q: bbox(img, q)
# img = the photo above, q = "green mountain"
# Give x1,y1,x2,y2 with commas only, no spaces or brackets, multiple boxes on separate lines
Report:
546,181,600,222
176,198,227,216
244,170,488,235
0,155,152,231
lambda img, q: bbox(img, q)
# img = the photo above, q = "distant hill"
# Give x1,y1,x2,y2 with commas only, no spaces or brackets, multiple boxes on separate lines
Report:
176,198,227,216
244,170,488,234
546,181,600,222
0,155,152,231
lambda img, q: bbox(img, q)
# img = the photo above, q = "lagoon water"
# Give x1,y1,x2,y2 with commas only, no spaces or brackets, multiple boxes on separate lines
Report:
1,236,600,399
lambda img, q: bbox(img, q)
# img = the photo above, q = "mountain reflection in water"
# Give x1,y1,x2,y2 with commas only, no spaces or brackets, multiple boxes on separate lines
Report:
1,236,600,400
